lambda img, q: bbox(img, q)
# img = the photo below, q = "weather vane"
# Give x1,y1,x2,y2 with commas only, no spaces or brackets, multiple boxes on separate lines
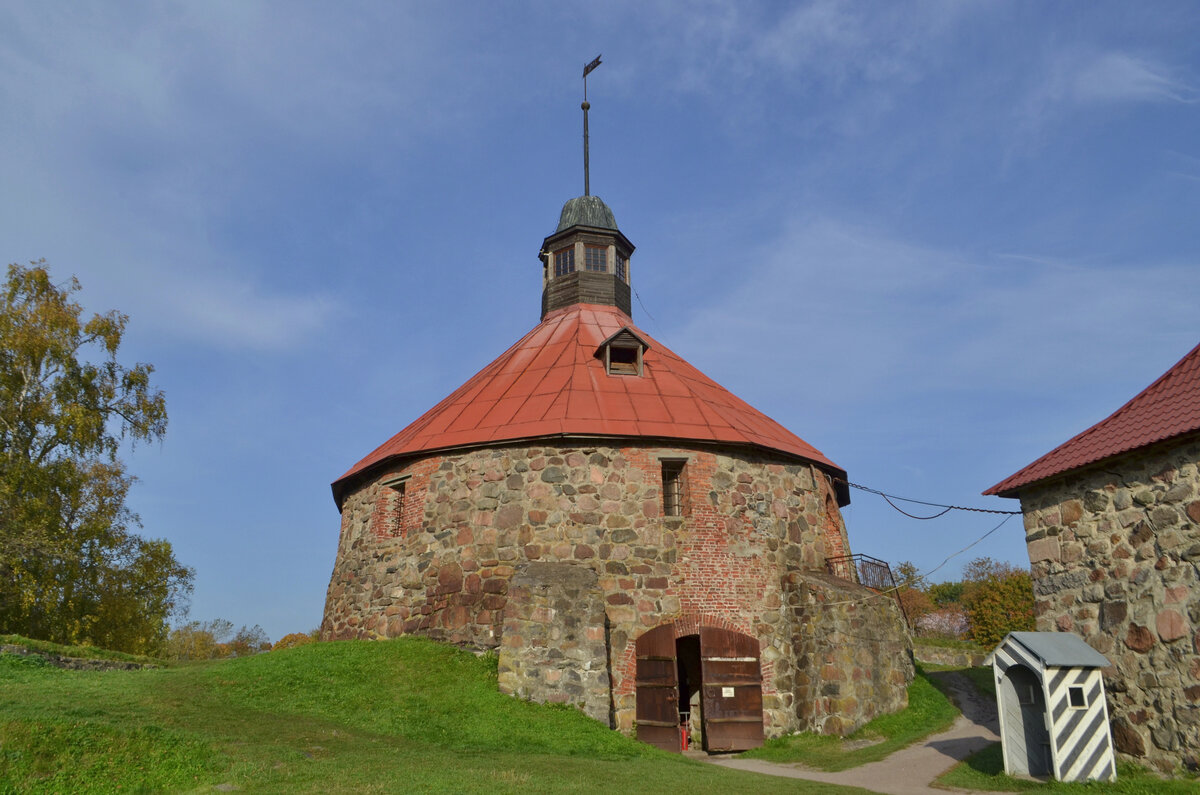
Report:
582,54,601,196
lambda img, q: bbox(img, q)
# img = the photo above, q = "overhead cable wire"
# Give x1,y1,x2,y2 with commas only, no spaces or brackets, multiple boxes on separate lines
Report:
632,287,659,330
798,512,1017,610
834,477,1021,517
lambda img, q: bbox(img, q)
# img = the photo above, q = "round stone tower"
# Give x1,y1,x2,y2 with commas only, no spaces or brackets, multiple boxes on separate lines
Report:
322,195,913,750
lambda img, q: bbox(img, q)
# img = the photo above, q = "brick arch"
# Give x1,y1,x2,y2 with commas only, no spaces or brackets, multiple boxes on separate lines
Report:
614,613,760,696
659,613,752,639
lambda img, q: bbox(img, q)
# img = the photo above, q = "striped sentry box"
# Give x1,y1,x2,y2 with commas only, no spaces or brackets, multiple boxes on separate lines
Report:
986,631,1116,782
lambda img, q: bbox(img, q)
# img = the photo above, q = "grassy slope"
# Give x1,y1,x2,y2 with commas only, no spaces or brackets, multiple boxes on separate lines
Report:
0,638,872,794
0,634,158,665
740,664,959,771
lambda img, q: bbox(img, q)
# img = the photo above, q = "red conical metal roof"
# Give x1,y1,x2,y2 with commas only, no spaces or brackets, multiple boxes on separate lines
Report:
986,340,1200,497
333,303,844,505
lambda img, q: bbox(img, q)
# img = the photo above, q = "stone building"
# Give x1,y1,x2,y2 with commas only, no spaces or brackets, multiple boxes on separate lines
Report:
322,194,912,750
985,341,1200,773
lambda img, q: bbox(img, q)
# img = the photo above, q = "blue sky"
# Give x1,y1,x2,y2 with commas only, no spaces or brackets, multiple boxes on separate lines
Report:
2,2,1197,641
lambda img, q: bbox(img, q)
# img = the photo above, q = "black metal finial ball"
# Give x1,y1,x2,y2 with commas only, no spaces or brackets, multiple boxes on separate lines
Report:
582,101,591,110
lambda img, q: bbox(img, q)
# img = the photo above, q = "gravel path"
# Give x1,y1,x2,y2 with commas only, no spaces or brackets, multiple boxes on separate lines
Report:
706,672,1000,795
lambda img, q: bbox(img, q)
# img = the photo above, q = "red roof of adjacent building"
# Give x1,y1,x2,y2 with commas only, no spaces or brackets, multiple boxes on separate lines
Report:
985,340,1200,497
333,303,844,505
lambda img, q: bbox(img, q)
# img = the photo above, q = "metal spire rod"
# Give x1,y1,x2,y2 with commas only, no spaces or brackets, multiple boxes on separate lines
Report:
582,54,601,196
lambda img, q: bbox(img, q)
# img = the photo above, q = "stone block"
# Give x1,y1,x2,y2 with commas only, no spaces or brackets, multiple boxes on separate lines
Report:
1112,717,1147,756
1061,499,1084,525
1083,490,1110,512
436,564,463,595
1100,600,1128,630
1151,506,1180,527
1126,624,1155,653
1027,537,1060,562
1157,609,1188,642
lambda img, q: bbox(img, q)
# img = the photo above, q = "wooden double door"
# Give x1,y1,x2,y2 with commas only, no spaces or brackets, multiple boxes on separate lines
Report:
635,623,764,752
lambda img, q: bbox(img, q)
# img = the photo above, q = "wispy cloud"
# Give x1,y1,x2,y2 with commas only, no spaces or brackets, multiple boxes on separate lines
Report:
641,0,969,90
673,216,1197,410
0,3,459,352
1071,52,1197,105
1017,49,1197,143
161,273,338,351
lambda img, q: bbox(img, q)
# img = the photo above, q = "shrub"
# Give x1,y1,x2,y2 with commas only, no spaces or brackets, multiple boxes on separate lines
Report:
272,632,316,651
964,569,1035,648
166,619,271,659
927,581,964,607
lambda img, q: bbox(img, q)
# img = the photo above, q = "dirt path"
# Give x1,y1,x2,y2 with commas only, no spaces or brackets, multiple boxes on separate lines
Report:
705,672,1000,795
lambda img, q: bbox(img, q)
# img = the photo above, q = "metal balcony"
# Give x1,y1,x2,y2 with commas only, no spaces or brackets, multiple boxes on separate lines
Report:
825,553,909,626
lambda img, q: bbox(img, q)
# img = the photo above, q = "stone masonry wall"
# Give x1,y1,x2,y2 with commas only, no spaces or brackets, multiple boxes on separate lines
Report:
1017,433,1200,773
788,571,915,735
499,561,610,724
322,440,906,737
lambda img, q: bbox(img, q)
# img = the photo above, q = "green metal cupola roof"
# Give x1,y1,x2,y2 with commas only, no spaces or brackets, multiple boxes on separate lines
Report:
555,194,619,233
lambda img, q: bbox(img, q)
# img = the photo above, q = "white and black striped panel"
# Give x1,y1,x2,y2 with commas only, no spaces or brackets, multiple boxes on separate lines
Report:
1046,667,1116,782
991,637,1045,677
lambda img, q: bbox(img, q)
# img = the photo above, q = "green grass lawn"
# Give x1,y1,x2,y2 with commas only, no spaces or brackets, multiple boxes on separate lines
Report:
936,743,1200,794
739,664,959,771
962,663,996,698
0,638,873,794
911,636,986,652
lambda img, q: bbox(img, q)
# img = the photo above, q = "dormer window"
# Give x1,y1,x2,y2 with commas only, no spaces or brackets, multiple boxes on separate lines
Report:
608,345,639,375
554,246,575,277
597,326,650,377
584,245,607,272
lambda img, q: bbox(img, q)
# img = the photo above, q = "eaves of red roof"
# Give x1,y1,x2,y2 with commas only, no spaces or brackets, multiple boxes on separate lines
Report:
985,340,1200,497
334,303,844,505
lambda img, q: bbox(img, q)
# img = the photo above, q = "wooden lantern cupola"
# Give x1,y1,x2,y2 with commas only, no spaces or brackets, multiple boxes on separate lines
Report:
539,195,635,319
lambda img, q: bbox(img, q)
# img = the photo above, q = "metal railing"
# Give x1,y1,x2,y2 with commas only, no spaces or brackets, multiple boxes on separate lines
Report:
825,553,909,626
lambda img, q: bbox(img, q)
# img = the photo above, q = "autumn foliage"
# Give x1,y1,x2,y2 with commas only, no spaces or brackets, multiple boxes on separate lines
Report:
961,564,1035,647
166,619,271,660
272,631,318,651
898,556,1034,646
0,261,190,654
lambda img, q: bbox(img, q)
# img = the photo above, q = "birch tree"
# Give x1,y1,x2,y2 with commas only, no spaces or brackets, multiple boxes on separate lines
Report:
0,260,191,653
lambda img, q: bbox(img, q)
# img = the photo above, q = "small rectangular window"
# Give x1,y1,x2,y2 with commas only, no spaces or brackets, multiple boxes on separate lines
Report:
584,245,607,272
377,476,410,539
1068,686,1087,709
386,481,406,537
554,246,575,277
662,459,687,517
616,256,627,282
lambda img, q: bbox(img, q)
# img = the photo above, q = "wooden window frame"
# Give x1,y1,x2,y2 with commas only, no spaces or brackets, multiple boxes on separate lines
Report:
606,343,642,376
616,255,627,283
661,458,689,518
1067,685,1087,709
584,245,607,272
554,246,575,277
